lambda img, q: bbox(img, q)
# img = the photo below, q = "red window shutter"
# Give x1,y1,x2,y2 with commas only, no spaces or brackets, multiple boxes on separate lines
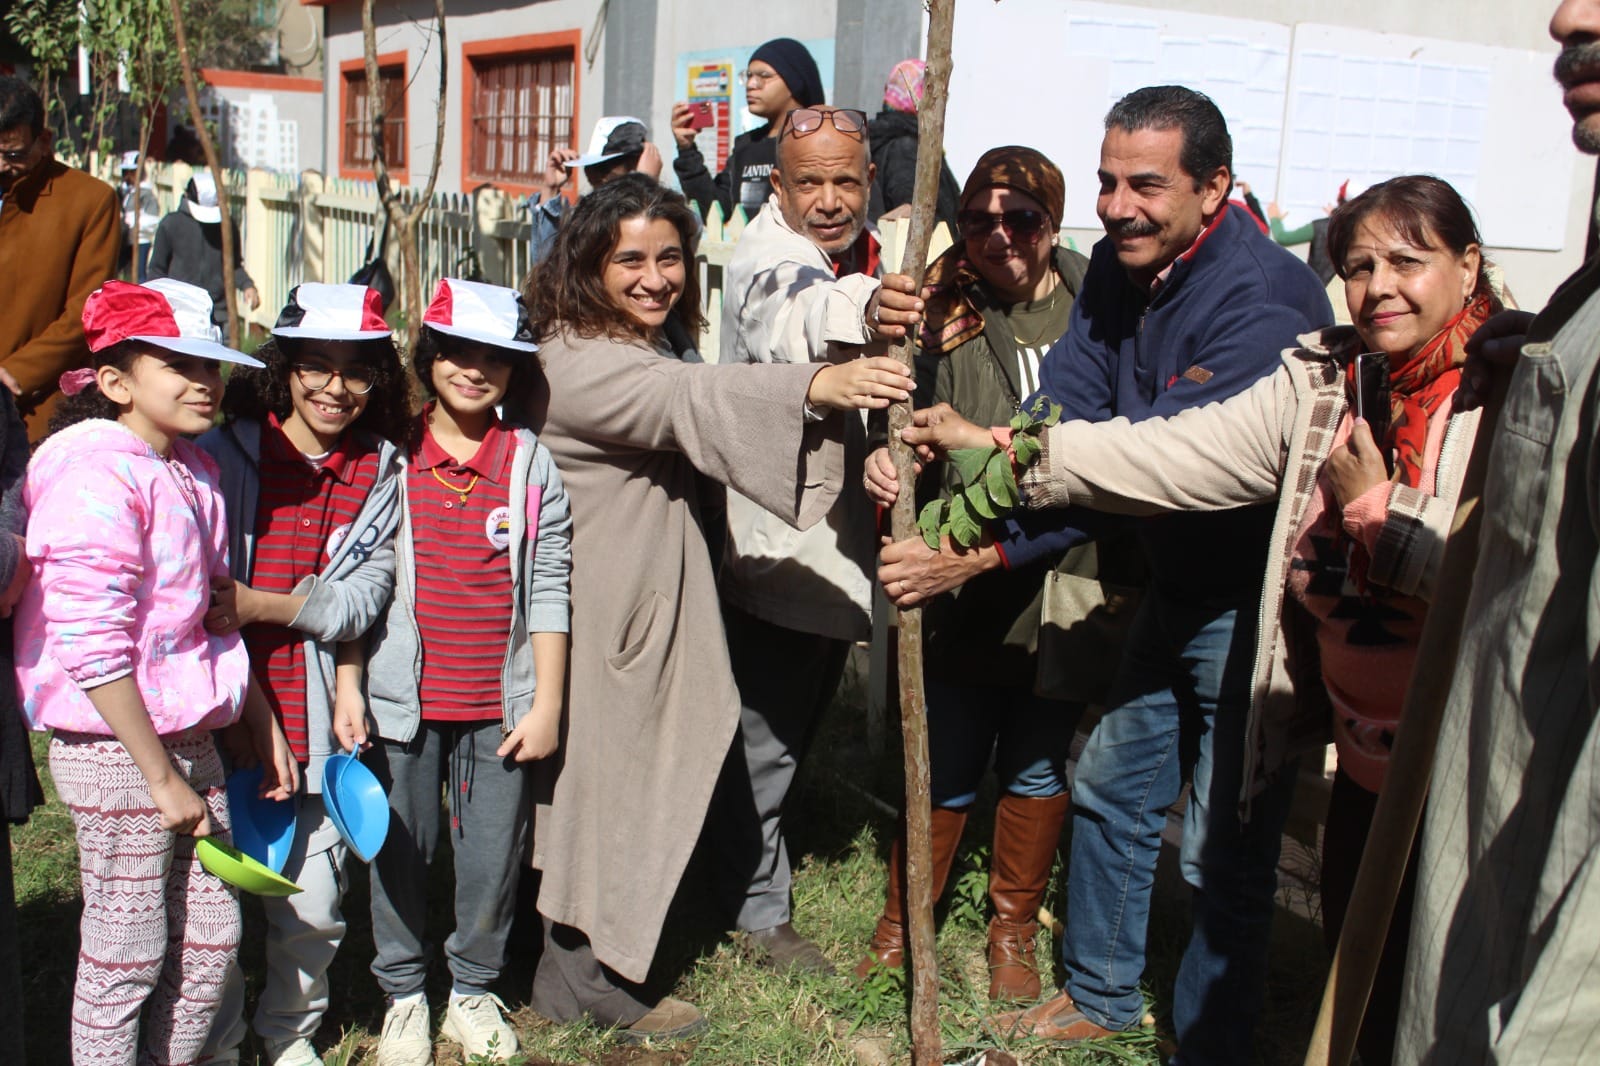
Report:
468,46,576,186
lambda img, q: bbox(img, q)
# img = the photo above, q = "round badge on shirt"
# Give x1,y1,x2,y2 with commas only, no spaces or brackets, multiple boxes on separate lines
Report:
485,506,511,551
327,523,352,560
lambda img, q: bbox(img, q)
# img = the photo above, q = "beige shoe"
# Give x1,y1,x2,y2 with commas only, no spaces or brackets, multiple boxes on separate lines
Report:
440,992,519,1061
376,996,433,1066
617,997,707,1045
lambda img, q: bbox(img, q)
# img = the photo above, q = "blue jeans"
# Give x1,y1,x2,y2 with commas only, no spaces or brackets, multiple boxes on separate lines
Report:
926,679,1081,808
1061,593,1297,1066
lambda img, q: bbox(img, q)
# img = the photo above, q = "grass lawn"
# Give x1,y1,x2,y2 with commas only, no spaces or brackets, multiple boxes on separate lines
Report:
11,675,1330,1065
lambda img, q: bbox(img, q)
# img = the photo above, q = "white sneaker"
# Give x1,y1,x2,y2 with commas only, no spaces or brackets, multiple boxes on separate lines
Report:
377,996,434,1066
440,992,519,1061
264,1037,322,1066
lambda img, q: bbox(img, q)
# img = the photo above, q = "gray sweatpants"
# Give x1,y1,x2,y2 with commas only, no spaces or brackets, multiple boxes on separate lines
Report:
203,792,350,1058
711,602,851,932
368,720,530,999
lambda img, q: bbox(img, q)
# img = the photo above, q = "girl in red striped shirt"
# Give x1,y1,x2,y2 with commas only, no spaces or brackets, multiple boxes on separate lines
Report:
197,282,411,1066
361,279,571,1065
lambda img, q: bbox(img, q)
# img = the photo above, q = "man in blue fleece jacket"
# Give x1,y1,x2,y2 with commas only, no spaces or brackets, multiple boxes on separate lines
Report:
877,86,1331,1063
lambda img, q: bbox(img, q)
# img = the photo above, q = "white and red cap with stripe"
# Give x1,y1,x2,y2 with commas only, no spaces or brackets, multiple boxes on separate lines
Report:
81,278,263,367
422,278,538,353
273,283,392,341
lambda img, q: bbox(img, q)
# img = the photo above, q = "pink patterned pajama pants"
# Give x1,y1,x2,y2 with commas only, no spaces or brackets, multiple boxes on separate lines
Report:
49,730,241,1066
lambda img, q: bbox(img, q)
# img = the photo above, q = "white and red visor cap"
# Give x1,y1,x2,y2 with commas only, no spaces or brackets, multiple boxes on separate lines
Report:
272,283,392,341
422,278,538,353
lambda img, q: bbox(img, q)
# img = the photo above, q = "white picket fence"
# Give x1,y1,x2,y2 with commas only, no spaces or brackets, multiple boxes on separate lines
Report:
132,163,953,354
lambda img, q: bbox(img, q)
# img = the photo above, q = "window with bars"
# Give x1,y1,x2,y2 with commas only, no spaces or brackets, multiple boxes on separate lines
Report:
468,47,575,186
341,63,406,174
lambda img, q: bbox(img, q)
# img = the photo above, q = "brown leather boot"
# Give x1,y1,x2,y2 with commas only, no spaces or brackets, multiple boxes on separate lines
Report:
853,805,969,980
987,792,1071,1002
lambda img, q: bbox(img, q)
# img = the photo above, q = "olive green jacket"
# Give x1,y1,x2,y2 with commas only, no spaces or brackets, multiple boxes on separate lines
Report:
912,246,1142,699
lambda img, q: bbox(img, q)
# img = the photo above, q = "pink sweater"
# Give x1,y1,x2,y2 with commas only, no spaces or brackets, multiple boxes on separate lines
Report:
15,419,250,735
1285,409,1453,794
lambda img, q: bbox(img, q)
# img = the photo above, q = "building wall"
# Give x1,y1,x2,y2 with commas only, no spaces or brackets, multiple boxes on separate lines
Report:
321,0,604,193
203,74,322,174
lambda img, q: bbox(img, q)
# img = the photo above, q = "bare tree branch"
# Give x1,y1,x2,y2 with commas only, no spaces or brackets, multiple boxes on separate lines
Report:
362,0,447,351
167,0,238,347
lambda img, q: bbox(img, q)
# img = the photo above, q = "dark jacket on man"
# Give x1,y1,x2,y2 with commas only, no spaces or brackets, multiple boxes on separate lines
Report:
674,125,779,222
999,203,1333,605
148,203,254,328
866,109,961,234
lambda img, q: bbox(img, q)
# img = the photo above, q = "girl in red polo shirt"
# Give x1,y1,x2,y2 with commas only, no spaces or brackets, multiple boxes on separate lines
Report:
360,279,571,1066
197,282,411,1066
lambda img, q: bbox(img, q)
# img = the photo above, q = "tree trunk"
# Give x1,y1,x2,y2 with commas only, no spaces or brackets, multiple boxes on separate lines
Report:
166,0,237,347
363,0,447,352
886,2,956,1062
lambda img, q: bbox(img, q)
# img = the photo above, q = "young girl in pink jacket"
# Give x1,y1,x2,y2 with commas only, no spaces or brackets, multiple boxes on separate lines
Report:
13,278,299,1065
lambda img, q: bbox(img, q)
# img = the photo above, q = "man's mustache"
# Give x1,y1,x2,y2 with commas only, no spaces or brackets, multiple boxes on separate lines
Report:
1555,40,1600,89
1107,218,1160,239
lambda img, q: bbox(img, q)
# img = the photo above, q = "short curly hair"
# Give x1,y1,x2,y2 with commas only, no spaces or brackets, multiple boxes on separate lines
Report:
525,173,707,345
221,334,412,445
411,325,542,429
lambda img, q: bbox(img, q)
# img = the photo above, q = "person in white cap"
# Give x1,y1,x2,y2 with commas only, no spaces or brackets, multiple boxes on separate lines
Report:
116,149,161,279
362,278,570,1065
148,170,260,328
527,116,663,263
195,281,409,1066
17,277,297,1066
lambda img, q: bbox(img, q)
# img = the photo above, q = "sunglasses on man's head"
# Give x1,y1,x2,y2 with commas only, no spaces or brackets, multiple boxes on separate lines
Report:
779,107,868,142
957,209,1049,242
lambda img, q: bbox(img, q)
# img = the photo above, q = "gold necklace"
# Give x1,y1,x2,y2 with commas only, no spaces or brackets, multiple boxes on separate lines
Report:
430,465,480,504
1009,282,1064,348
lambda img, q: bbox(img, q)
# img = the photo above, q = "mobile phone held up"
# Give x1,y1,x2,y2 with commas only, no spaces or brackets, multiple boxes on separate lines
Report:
1352,351,1393,474
688,102,715,131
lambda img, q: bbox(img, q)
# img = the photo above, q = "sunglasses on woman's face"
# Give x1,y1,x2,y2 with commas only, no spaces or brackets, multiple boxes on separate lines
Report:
958,209,1049,242
779,107,869,142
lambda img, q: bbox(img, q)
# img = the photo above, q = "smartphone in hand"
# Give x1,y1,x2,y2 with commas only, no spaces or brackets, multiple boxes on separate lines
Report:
1352,351,1393,473
688,102,715,131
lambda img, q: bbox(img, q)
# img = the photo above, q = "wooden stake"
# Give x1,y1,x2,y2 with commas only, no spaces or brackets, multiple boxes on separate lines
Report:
887,2,956,1062
1303,372,1509,1065
166,0,237,348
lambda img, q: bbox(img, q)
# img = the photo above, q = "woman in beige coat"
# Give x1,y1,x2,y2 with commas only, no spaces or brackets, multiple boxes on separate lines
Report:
522,175,914,1042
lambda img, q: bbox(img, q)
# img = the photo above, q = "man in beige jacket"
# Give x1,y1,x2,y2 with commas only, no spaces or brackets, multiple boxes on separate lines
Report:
713,104,922,971
1394,2,1600,1059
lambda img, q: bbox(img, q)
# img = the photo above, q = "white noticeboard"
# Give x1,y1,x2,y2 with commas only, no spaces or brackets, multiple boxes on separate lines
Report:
1281,24,1574,252
947,0,1290,232
945,3,1578,252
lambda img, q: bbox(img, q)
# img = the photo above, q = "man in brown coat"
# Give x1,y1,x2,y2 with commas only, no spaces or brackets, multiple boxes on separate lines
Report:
0,76,120,440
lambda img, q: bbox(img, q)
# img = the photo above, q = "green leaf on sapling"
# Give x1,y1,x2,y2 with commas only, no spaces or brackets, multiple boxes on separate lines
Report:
947,492,983,547
1012,432,1041,469
949,447,994,485
918,499,946,550
965,480,997,519
986,449,1019,509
